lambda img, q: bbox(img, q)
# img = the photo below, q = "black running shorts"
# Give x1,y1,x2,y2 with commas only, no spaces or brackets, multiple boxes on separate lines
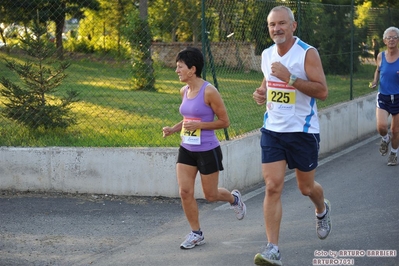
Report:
177,145,224,175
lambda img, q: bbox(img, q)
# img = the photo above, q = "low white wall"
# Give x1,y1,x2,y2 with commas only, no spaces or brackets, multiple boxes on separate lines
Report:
0,93,377,198
319,92,376,155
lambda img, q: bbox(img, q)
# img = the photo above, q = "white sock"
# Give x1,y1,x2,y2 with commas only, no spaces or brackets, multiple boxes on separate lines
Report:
316,208,327,218
382,134,390,142
391,148,398,154
269,243,279,252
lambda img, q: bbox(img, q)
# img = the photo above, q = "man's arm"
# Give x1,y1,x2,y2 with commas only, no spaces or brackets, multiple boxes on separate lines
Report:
253,78,267,105
370,52,382,88
296,48,328,100
270,48,328,101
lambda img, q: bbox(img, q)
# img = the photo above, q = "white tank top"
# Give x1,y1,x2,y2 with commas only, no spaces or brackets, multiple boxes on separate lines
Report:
261,37,320,133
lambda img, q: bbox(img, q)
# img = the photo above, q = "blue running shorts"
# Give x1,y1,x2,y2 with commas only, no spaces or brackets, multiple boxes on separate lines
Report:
376,93,399,115
260,128,320,172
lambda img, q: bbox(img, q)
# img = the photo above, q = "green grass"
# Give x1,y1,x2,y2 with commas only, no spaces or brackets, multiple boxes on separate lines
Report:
0,51,376,147
318,64,376,109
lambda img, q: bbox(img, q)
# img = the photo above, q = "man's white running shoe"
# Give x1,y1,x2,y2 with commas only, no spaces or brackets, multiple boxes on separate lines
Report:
180,231,205,249
316,199,332,240
387,152,398,166
254,243,282,266
379,136,390,156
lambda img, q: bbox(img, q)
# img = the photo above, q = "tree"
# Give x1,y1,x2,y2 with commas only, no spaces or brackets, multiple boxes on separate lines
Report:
356,0,399,9
75,0,135,57
251,0,277,55
0,18,79,129
38,0,100,59
138,0,155,90
0,0,100,59
148,0,180,42
313,3,361,75
148,0,200,43
123,9,155,91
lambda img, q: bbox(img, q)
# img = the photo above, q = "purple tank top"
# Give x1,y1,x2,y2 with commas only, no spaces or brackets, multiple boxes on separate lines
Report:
179,81,219,152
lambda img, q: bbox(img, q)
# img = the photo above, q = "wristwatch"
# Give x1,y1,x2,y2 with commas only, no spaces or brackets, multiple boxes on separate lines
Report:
288,74,297,86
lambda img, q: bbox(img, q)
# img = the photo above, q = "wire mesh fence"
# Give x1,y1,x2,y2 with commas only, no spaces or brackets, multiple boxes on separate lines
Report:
0,0,398,147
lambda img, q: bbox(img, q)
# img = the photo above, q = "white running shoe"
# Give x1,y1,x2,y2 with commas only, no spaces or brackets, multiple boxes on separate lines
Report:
180,231,205,249
231,189,246,220
387,152,398,166
379,136,390,156
317,199,332,240
254,243,282,266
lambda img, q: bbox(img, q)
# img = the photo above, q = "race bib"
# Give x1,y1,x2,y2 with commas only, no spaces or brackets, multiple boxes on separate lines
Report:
180,117,201,145
266,81,296,114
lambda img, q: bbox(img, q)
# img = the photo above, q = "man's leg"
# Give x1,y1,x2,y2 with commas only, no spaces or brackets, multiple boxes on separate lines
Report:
390,113,399,150
262,160,286,245
296,169,325,213
296,169,331,240
376,107,390,136
254,161,286,265
377,108,391,156
388,113,399,165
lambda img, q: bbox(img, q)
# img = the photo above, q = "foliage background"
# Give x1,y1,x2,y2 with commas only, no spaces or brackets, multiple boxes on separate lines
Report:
0,0,398,147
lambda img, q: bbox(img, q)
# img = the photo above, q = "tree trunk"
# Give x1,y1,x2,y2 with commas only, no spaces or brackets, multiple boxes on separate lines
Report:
139,0,148,18
55,16,65,60
139,0,155,90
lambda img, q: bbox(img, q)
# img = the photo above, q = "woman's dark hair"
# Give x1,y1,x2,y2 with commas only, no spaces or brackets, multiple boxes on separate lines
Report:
176,47,204,77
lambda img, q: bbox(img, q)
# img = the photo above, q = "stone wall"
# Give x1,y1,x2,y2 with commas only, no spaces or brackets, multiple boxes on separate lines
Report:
151,42,261,72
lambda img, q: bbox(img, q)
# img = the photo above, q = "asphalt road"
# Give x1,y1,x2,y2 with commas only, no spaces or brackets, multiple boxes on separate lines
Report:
0,135,398,266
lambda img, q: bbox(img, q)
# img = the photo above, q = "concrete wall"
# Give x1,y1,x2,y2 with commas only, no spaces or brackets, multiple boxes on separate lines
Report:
0,93,377,198
319,92,377,155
